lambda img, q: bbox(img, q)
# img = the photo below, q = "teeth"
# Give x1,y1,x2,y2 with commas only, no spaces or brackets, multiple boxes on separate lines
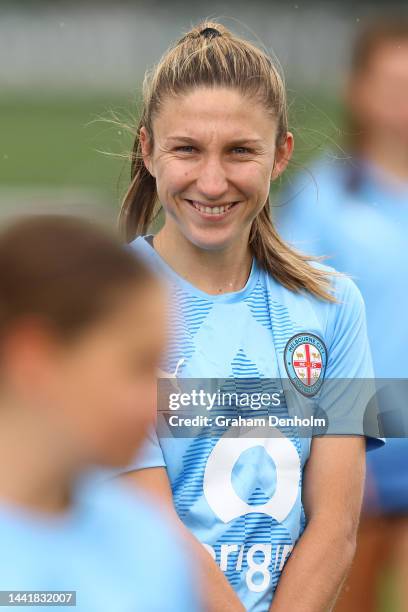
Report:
191,201,234,215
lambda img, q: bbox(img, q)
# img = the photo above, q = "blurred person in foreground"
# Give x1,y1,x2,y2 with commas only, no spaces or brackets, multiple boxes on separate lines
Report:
276,17,408,612
0,215,200,612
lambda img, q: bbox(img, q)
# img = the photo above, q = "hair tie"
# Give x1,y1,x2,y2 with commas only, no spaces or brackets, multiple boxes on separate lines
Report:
199,27,222,39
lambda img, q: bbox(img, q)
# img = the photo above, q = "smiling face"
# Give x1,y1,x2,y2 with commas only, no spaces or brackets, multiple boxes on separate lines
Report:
141,87,293,253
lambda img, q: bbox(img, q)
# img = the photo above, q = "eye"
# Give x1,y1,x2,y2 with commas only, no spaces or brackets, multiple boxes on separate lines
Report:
175,145,196,153
232,147,251,155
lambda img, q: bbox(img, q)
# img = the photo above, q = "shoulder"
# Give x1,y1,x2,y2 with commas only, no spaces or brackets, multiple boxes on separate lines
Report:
289,260,365,316
85,478,172,540
77,477,184,563
128,235,153,261
308,262,366,347
128,235,171,285
309,260,364,308
262,258,362,311
259,262,365,350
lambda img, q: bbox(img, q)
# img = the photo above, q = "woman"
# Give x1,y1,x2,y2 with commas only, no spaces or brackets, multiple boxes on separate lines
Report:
120,22,383,612
0,215,198,611
276,17,408,612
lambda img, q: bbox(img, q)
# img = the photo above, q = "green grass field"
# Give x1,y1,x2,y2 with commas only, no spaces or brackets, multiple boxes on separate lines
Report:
0,90,344,215
0,93,135,205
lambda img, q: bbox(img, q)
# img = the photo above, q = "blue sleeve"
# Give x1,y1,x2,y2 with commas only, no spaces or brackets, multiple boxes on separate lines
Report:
325,275,373,378
318,275,384,450
122,427,167,472
88,428,166,482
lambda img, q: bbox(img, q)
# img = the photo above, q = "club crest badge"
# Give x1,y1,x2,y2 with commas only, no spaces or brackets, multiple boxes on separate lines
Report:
284,333,327,396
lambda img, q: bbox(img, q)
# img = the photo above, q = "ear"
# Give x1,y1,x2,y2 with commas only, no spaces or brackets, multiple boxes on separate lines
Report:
271,132,294,181
2,318,59,400
140,126,156,178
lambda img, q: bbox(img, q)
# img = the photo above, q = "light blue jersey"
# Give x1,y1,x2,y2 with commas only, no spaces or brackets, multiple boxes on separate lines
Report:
129,234,382,612
0,476,199,612
275,156,408,513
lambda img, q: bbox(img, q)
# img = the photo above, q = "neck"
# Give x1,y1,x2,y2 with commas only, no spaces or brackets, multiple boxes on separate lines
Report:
154,225,253,295
361,136,408,184
0,403,78,515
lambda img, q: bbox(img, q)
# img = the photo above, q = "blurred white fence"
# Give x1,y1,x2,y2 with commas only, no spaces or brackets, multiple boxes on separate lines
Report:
0,3,365,93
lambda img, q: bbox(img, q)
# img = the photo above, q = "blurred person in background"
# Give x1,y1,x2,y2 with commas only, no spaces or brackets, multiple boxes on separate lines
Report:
0,215,200,612
276,17,408,612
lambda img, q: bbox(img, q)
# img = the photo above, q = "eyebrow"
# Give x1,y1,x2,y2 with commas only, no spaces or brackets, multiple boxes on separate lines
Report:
165,136,264,146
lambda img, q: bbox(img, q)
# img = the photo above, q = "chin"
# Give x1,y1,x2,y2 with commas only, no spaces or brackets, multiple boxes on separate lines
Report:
184,225,238,252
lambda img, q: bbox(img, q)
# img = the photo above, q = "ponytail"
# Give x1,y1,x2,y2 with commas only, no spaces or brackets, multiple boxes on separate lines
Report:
250,201,336,301
119,118,160,242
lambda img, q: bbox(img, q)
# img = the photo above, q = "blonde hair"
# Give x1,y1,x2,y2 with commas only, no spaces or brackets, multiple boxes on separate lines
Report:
119,20,336,302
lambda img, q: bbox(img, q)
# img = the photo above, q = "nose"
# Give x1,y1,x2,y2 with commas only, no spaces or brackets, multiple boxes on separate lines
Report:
196,157,229,200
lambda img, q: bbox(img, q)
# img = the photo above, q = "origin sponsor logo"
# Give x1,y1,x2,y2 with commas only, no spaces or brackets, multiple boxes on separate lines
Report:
203,542,294,592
